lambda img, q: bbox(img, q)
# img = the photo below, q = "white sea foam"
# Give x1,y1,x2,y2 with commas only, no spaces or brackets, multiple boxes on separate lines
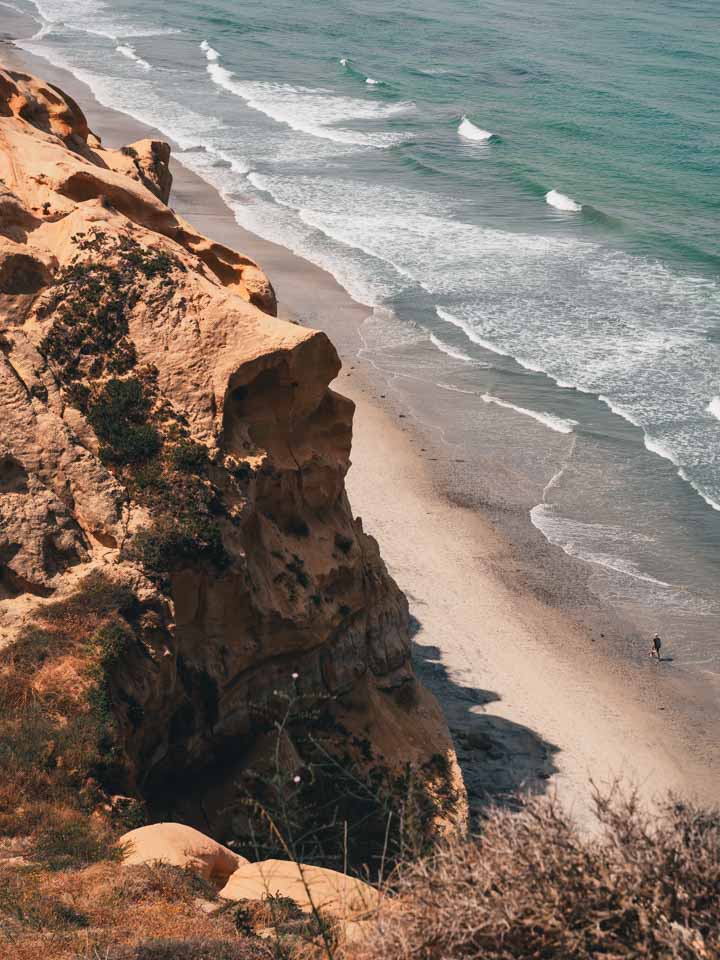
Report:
482,393,577,434
429,333,475,363
644,434,680,467
116,44,151,71
707,396,720,421
29,0,180,38
546,189,582,212
679,469,720,512
436,306,555,373
437,382,478,396
597,395,643,428
203,49,411,148
530,505,672,587
366,77,382,85
458,116,494,141
640,435,720,510
201,39,220,61
435,307,506,353
229,176,720,529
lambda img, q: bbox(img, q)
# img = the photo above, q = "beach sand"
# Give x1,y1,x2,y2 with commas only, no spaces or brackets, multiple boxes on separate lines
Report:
2,21,717,823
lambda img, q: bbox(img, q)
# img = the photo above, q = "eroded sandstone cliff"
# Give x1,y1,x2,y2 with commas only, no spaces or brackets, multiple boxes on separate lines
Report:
0,66,463,859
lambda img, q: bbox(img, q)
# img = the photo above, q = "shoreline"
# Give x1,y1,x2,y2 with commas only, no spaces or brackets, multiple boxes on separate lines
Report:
2,28,718,818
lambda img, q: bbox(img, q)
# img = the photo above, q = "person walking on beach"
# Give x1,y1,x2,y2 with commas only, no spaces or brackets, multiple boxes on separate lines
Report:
651,633,662,660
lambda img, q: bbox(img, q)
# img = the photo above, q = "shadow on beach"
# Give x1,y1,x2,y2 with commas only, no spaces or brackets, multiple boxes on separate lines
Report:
409,616,560,820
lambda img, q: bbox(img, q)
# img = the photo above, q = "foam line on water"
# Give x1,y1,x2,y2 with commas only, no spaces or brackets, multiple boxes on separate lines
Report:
707,397,720,421
546,189,582,212
481,393,577,434
202,42,411,148
200,39,220,61
116,44,151,71
436,303,720,512
429,333,476,363
436,306,551,373
530,505,672,587
643,435,720,512
29,0,179,38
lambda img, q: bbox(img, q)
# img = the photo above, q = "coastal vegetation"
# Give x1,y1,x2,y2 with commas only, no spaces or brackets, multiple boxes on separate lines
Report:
40,229,228,578
2,786,718,958
0,572,147,860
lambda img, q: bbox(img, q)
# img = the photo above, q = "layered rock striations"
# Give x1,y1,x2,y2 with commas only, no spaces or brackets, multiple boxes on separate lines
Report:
0,66,463,851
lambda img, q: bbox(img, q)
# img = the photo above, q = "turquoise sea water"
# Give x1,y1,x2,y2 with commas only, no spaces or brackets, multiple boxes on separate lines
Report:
6,0,720,668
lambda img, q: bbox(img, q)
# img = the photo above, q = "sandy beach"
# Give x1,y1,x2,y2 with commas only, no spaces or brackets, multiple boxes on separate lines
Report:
2,15,718,824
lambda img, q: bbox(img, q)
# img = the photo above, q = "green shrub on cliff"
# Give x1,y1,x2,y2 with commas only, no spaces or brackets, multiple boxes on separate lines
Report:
87,376,161,466
37,228,228,579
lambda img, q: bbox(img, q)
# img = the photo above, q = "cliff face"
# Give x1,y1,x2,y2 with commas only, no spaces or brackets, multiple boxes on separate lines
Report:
0,67,463,845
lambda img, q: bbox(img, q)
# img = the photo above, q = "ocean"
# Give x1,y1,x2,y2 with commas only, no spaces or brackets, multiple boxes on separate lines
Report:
6,0,720,674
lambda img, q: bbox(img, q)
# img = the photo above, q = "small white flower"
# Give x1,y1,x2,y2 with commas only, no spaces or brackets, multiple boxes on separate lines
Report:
291,672,299,680
293,775,301,783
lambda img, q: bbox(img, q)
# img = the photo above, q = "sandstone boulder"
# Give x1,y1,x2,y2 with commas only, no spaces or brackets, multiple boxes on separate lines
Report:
219,859,380,920
120,823,247,882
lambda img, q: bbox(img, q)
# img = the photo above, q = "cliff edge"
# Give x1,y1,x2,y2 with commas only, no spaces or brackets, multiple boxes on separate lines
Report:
0,66,464,860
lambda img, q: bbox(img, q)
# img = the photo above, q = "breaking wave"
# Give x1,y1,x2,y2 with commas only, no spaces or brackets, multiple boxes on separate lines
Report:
116,44,151,70
481,393,578,434
707,396,720,421
530,505,672,587
429,333,478,363
546,189,582,212
202,42,411,148
458,116,494,141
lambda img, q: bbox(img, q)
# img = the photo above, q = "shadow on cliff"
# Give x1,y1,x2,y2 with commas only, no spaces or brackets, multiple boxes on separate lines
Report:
409,616,560,818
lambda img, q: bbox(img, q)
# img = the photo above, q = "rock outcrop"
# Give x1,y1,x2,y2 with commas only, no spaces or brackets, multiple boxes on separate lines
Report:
0,65,464,854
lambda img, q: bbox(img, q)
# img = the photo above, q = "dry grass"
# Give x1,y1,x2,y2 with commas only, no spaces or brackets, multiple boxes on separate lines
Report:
2,787,719,959
0,572,144,854
0,860,341,960
353,789,720,960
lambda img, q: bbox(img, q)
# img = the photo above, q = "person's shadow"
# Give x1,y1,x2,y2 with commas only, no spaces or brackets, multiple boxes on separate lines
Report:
409,616,560,820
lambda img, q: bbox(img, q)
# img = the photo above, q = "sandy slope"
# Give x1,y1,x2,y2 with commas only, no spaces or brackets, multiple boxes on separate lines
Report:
340,377,718,823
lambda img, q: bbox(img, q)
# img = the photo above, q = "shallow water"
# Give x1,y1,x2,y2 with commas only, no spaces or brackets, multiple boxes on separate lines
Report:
7,0,720,672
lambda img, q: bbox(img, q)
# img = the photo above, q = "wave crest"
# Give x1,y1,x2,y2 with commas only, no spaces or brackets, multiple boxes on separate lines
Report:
203,49,412,148
707,396,720,421
458,116,494,142
546,189,582,212
481,393,577,434
116,44,151,71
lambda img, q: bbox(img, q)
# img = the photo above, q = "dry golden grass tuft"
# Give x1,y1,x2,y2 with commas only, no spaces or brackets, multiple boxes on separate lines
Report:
352,789,720,960
0,571,145,856
0,860,340,960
